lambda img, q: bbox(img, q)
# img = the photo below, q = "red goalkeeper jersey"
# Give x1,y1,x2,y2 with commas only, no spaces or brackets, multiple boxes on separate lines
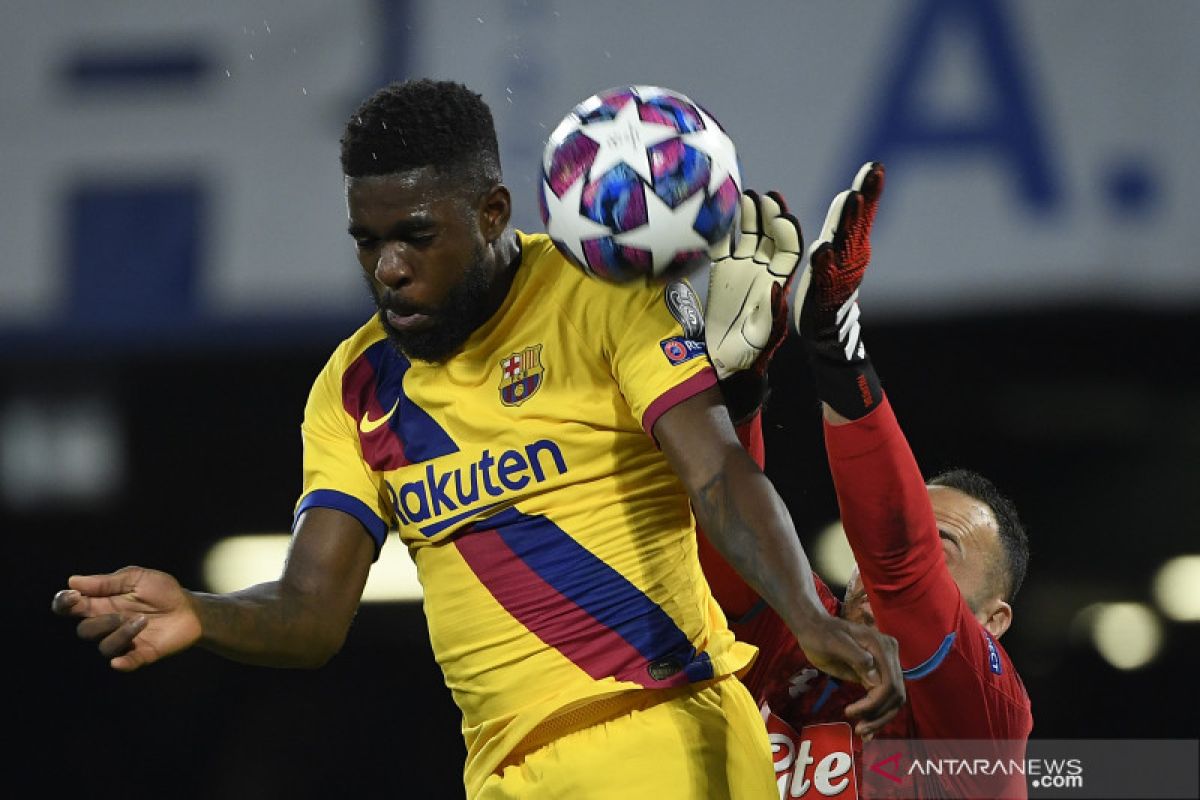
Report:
699,397,1032,799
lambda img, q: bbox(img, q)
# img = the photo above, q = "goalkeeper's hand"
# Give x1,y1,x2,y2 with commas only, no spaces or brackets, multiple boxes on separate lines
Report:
792,161,886,420
704,190,803,383
793,161,884,356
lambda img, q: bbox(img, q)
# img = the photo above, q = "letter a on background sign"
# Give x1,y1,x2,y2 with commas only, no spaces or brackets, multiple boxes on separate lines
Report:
852,0,1060,211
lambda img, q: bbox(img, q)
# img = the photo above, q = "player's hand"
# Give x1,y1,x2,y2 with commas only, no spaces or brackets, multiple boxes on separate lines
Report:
792,161,884,360
705,189,803,381
51,566,202,672
794,613,904,739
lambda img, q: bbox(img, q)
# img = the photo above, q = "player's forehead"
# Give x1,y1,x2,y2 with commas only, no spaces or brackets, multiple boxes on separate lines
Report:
927,485,999,548
345,168,466,221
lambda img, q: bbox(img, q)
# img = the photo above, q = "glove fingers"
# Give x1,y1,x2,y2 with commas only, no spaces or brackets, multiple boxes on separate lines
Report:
807,241,835,277
731,190,762,260
852,162,885,202
753,192,783,266
831,191,864,253
709,197,742,262
765,190,790,215
815,189,851,251
849,161,875,193
852,163,886,237
765,211,803,280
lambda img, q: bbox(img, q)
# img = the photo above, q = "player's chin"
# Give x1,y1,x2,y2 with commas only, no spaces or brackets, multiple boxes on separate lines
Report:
382,319,468,364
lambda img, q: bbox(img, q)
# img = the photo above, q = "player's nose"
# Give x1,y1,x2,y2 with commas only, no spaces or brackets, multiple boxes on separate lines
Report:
375,242,413,287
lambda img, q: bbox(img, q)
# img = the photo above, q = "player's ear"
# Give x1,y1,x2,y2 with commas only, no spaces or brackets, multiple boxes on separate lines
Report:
478,183,511,242
980,599,1012,639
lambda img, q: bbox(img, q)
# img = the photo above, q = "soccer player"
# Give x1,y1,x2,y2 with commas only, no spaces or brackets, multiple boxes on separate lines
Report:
51,80,905,799
698,163,1033,799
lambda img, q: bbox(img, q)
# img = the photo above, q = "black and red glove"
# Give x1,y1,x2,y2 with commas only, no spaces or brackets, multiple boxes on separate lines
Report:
793,162,886,420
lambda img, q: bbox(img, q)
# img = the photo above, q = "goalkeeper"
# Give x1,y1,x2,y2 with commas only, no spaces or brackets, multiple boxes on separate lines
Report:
700,163,1033,798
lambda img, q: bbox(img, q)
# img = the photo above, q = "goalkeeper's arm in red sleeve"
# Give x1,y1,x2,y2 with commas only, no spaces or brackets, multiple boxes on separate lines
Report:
793,162,931,590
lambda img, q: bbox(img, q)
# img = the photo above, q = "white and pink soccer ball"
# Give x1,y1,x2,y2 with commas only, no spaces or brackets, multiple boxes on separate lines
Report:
539,85,742,283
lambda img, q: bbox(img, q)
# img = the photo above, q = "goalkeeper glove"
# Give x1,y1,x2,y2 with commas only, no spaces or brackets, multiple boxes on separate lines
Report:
705,189,803,422
793,161,885,420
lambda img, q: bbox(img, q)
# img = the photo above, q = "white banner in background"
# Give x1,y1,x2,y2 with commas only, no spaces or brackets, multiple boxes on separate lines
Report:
2,0,1197,337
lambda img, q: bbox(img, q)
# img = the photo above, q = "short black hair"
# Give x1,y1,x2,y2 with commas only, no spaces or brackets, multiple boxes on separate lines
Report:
340,78,502,194
927,468,1030,603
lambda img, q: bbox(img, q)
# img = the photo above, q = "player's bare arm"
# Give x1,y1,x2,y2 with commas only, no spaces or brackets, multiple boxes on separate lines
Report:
51,507,373,672
690,189,804,617
653,385,905,736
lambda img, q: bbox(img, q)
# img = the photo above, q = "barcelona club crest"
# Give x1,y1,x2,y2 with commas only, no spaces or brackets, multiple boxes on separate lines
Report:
499,345,545,406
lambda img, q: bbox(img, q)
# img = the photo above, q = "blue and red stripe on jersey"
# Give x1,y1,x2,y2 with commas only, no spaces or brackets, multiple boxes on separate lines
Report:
341,339,459,471
455,507,714,688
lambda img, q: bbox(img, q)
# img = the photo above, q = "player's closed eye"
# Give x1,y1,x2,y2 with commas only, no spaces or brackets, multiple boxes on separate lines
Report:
938,529,964,556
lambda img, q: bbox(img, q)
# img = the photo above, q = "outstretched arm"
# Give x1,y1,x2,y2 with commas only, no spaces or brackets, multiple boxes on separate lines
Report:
696,190,800,619
693,406,770,619
801,164,1031,741
654,386,905,737
822,399,951,650
796,162,950,635
51,507,374,672
795,162,949,623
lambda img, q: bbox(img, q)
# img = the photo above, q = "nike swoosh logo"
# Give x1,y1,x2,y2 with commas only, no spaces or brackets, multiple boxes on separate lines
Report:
359,398,399,433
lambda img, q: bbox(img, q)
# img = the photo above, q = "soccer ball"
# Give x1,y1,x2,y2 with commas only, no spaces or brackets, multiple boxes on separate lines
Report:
539,85,742,283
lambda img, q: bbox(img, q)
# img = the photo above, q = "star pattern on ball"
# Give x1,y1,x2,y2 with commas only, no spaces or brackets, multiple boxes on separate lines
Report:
683,109,741,194
541,176,610,267
579,97,680,185
613,188,709,272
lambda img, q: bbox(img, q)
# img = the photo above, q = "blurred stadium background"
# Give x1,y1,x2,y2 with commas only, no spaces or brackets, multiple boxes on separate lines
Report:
7,1,1197,796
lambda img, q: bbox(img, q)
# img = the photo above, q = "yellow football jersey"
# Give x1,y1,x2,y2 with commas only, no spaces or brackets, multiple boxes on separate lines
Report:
295,231,756,795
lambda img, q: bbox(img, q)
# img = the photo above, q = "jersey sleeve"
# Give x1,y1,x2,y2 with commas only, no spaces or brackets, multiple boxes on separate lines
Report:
823,395,951,660
294,348,394,557
904,596,1034,739
602,281,717,434
823,395,1032,739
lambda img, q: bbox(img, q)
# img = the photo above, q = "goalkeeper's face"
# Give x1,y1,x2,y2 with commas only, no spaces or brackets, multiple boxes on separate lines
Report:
842,486,1012,637
346,168,511,363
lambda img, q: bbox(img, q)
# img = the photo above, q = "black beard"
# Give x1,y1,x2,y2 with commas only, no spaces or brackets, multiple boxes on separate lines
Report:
368,245,495,363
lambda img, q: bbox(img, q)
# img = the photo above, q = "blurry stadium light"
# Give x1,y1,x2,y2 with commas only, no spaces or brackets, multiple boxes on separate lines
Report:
203,534,423,603
1152,556,1200,622
1,396,124,509
1079,602,1163,670
813,520,856,588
